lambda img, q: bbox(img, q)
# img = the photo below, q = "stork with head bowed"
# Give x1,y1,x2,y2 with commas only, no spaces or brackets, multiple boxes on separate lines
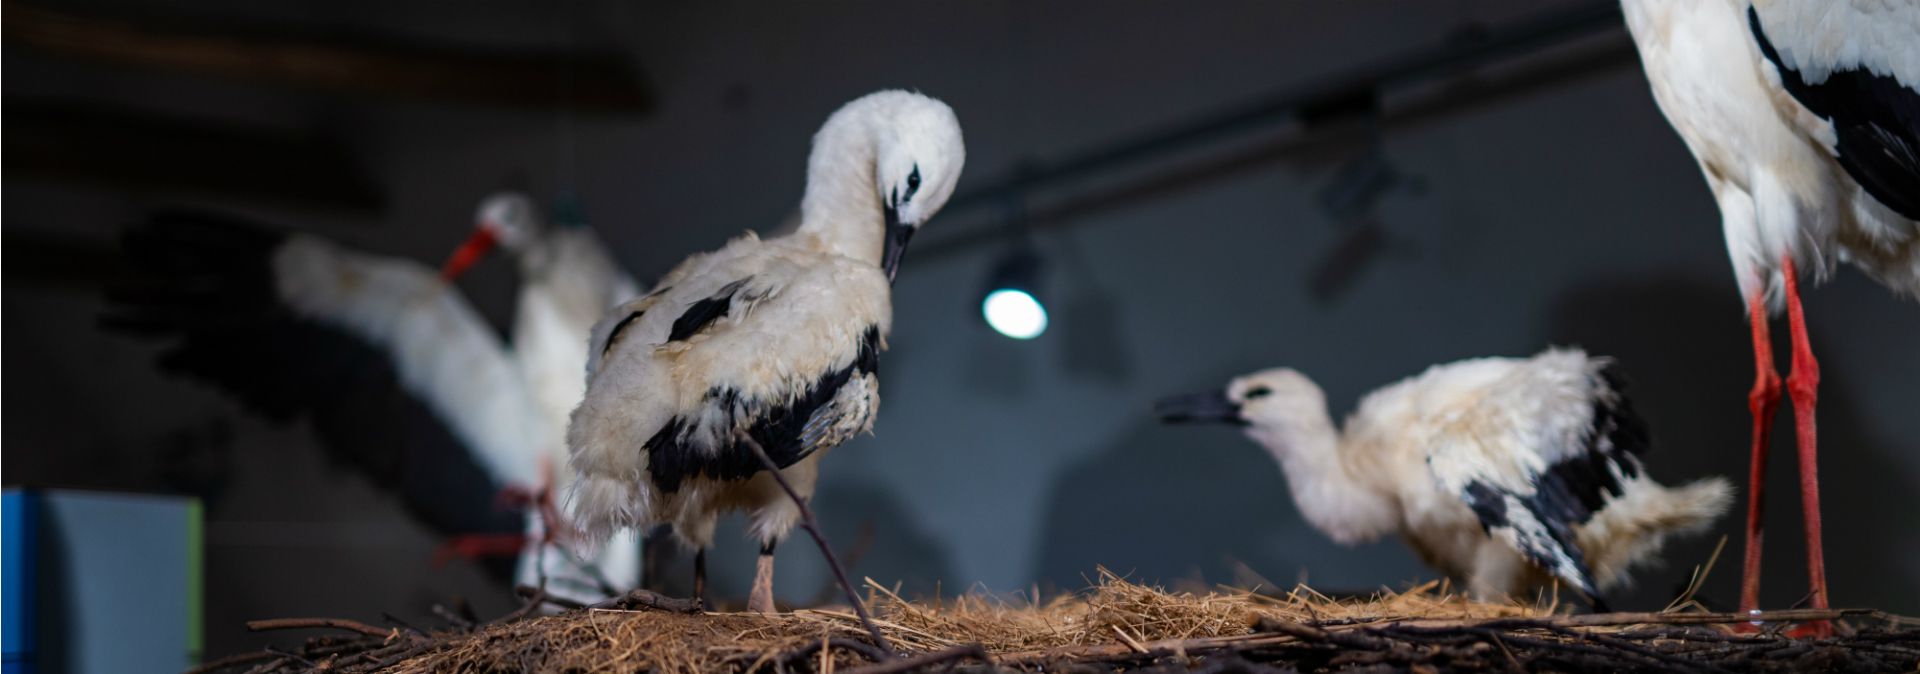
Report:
566,90,965,613
106,192,642,604
1621,0,1918,620
1157,349,1732,607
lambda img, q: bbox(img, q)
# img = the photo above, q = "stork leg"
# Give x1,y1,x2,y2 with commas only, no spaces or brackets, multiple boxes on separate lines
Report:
1781,258,1831,637
692,548,708,609
1739,291,1782,616
641,525,676,593
749,540,778,613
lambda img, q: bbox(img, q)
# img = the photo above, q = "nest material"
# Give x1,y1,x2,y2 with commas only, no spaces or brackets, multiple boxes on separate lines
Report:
205,569,1919,674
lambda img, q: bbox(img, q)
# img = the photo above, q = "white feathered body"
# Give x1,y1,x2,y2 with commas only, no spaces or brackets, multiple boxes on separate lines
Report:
1622,0,1920,309
568,230,891,550
509,225,644,595
1256,350,1730,599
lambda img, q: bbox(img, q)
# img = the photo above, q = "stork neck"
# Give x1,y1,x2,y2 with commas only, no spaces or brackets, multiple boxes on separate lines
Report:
1254,412,1398,545
515,234,556,278
795,104,886,267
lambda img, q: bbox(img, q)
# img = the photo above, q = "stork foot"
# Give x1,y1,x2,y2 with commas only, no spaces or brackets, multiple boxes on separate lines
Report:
1786,621,1833,639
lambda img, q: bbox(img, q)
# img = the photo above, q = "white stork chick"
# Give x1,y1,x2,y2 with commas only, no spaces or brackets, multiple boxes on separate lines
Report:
1156,349,1732,605
1622,0,1918,615
566,90,965,613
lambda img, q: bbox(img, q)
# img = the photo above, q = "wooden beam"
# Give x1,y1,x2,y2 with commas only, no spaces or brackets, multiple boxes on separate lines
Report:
3,2,651,114
5,101,385,211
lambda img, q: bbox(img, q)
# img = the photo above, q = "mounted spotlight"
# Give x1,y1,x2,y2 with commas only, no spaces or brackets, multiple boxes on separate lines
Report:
980,249,1047,340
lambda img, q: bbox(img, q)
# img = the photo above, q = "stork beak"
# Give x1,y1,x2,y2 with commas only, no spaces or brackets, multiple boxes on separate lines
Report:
440,227,499,281
882,206,915,284
1154,390,1246,426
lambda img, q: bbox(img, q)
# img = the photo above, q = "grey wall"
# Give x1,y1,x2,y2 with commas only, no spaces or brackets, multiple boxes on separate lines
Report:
6,0,1917,658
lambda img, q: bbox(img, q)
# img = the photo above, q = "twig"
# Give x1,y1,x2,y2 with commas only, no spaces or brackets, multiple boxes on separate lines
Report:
739,431,894,656
183,650,280,674
836,645,988,674
489,586,547,626
246,618,398,640
580,586,704,613
431,603,474,631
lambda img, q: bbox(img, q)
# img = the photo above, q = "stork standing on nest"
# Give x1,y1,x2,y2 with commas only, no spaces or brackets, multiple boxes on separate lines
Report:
1621,0,1918,617
1157,349,1732,606
435,193,645,595
566,90,965,613
108,193,643,603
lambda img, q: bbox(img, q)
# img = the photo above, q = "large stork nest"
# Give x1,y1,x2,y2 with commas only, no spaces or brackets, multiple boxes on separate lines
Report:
199,569,1917,674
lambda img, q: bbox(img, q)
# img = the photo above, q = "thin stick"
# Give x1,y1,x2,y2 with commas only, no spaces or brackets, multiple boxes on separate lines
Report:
836,645,987,674
183,650,280,674
580,586,704,613
739,432,894,656
245,618,397,640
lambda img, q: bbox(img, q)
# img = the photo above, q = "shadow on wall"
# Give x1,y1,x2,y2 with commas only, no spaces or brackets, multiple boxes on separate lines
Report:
1027,419,1427,595
1544,275,1920,613
811,478,958,601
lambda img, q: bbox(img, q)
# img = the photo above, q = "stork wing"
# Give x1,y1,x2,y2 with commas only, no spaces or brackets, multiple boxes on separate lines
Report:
105,210,546,541
1423,351,1650,596
1749,0,1920,219
570,244,887,503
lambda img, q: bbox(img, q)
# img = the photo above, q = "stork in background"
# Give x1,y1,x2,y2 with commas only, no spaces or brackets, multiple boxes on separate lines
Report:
1621,0,1919,621
565,90,965,613
1157,349,1732,607
434,193,646,593
106,193,643,604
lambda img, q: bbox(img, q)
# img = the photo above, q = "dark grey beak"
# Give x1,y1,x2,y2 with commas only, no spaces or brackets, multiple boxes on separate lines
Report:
882,206,915,283
1154,390,1245,426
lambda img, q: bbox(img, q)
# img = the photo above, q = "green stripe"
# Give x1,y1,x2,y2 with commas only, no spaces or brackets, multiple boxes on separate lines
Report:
186,499,204,660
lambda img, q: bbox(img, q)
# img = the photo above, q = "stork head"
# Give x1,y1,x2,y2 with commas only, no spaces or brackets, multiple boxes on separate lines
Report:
441,192,542,280
806,91,967,280
1156,368,1330,450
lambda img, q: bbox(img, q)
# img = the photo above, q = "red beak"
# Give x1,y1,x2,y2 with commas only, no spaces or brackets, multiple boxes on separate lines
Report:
440,228,499,281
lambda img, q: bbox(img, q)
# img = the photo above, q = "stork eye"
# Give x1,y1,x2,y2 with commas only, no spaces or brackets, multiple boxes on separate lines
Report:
906,166,921,193
1243,386,1273,400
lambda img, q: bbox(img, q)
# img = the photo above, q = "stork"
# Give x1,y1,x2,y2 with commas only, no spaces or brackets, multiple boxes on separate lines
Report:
1157,349,1732,606
565,90,965,613
1622,0,1918,619
106,194,643,603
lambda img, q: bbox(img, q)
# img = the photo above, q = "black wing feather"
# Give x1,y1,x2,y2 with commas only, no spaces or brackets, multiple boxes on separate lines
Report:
644,326,881,493
1459,363,1649,595
1750,7,1920,219
667,279,750,342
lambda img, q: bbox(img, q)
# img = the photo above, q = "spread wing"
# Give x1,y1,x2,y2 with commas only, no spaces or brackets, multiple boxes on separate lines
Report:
1424,351,1650,596
105,210,547,543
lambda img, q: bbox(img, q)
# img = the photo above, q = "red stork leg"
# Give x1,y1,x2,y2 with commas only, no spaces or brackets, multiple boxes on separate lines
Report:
1739,287,1782,616
1781,257,1831,638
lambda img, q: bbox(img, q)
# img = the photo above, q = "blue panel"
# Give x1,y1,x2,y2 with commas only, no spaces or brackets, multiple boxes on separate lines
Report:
39,491,193,674
3,489,39,674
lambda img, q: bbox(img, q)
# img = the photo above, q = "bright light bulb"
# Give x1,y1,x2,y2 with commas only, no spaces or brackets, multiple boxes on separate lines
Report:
983,288,1048,339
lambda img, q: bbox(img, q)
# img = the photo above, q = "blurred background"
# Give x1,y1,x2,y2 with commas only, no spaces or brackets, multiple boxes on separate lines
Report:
4,0,1917,662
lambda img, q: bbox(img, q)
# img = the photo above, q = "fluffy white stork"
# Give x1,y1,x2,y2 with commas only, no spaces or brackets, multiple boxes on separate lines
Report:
565,90,965,613
1156,349,1732,606
107,194,643,603
1622,0,1919,617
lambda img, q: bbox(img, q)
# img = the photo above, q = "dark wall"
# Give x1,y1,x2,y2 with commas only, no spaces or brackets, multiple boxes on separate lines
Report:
5,0,1916,658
